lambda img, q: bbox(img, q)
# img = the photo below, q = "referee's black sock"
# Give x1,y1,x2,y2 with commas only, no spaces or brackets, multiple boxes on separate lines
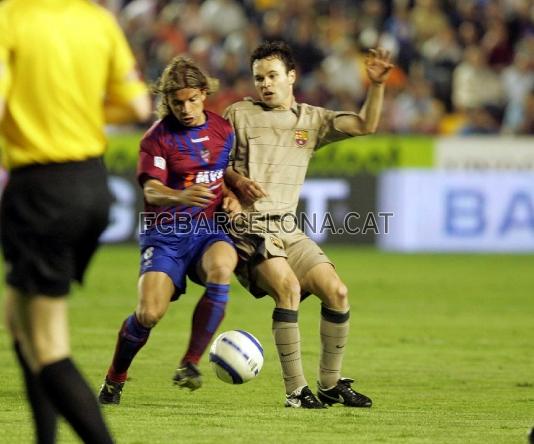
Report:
39,358,114,444
13,342,57,444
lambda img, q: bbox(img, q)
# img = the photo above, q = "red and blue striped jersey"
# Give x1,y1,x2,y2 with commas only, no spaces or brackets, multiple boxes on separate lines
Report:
137,110,234,219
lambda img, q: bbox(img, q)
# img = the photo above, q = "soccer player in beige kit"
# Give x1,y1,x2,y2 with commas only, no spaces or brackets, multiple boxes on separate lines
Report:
224,41,393,408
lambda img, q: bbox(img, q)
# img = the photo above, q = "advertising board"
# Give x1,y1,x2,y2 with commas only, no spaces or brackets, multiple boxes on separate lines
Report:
378,170,534,252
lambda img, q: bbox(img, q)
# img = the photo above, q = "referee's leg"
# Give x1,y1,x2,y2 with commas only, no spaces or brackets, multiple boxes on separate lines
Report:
5,288,58,444
6,286,114,444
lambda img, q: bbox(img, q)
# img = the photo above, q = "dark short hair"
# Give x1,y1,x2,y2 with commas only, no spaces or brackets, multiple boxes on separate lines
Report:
250,41,296,72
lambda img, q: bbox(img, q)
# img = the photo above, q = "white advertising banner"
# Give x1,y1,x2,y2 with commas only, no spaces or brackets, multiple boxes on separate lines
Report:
377,170,534,252
435,137,534,170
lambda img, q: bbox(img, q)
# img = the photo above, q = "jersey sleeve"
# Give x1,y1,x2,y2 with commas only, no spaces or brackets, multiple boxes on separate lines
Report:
0,5,13,104
222,106,237,165
137,131,168,187
315,108,360,150
105,13,147,106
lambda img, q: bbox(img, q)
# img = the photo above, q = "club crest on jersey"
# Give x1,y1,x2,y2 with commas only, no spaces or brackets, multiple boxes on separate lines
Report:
295,129,308,147
200,147,210,162
270,236,284,250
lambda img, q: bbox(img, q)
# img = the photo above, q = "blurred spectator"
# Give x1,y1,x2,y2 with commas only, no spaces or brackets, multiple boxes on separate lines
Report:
452,46,504,111
290,18,324,76
421,24,462,109
409,0,449,48
516,90,534,135
390,79,445,133
112,0,533,135
176,0,204,40
358,0,387,35
383,0,416,73
260,9,286,40
481,18,514,68
501,50,534,133
459,106,501,135
457,20,481,48
321,39,365,103
506,0,534,44
199,0,246,36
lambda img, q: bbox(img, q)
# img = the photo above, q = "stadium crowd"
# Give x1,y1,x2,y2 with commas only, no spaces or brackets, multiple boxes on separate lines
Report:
103,0,534,135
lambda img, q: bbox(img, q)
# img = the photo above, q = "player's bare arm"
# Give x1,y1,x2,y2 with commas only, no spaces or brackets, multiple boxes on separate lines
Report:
0,57,8,122
222,183,242,216
335,48,394,136
224,167,268,206
104,95,152,124
104,70,151,124
143,178,215,207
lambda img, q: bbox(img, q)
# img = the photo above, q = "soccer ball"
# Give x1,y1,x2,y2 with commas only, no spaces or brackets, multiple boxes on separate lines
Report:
209,330,264,384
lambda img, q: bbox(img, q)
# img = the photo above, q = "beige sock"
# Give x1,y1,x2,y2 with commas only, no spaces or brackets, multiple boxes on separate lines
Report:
272,308,307,394
319,304,350,389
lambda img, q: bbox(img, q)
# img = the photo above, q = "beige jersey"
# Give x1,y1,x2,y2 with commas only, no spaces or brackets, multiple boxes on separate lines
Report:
224,98,358,216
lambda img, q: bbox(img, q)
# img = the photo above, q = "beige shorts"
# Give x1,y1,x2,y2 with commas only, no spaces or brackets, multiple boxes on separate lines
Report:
228,216,333,297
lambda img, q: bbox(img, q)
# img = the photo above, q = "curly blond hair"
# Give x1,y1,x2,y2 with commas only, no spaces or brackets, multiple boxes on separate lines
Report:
153,56,219,118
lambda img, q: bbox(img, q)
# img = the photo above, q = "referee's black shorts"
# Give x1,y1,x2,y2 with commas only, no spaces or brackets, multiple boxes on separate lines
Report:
0,157,112,296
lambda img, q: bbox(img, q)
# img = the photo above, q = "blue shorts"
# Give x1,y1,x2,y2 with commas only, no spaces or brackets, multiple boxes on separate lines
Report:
139,224,233,301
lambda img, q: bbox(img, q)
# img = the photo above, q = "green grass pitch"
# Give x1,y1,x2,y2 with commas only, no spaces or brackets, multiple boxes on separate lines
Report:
1,245,533,443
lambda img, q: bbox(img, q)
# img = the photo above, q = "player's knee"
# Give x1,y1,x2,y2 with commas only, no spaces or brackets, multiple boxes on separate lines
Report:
273,276,301,309
206,263,234,284
33,335,70,368
136,308,164,328
326,282,349,310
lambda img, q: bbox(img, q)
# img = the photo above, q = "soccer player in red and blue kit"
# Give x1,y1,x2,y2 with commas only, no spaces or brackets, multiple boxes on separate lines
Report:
99,56,239,404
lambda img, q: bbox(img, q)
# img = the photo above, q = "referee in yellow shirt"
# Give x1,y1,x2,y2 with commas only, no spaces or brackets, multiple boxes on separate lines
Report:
0,1,150,443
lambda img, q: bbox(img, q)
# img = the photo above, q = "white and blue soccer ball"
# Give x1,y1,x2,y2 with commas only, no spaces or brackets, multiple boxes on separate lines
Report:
209,330,264,384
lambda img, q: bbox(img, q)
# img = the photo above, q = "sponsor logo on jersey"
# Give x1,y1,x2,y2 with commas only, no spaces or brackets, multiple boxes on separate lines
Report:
295,129,308,147
191,136,210,143
195,169,224,184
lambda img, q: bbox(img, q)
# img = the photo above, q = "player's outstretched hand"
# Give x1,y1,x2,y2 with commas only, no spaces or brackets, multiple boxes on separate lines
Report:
365,48,394,85
179,184,215,207
234,177,267,206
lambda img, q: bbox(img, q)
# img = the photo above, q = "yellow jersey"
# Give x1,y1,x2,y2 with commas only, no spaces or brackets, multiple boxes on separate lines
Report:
0,0,147,169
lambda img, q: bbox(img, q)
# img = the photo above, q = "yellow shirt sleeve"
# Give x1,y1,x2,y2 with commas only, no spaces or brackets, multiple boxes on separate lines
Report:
0,5,13,103
105,13,147,106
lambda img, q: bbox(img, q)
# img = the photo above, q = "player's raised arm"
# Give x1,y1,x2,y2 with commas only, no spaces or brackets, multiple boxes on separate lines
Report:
335,47,394,136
